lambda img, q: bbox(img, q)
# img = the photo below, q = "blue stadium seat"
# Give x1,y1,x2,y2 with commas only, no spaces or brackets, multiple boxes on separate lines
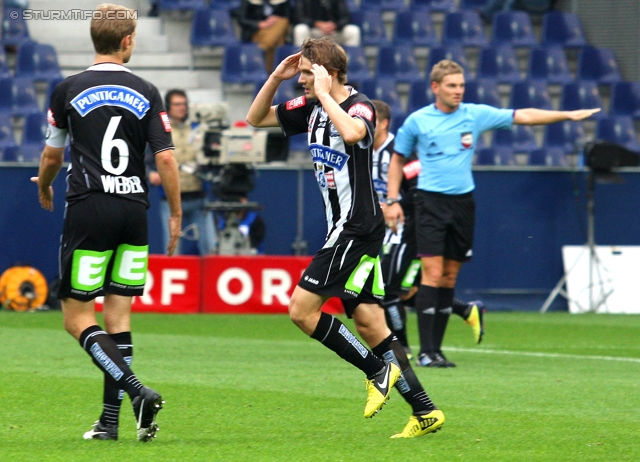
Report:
21,110,46,145
1,8,30,47
190,8,238,47
11,77,41,116
0,113,18,151
159,0,207,11
0,145,21,162
259,78,302,106
16,42,63,82
510,80,552,110
209,0,240,9
376,45,423,83
0,76,12,114
274,44,300,66
344,46,373,86
560,81,605,119
351,9,390,47
528,46,572,85
528,147,568,166
426,45,471,78
576,46,622,85
475,147,515,166
407,80,434,114
476,45,521,84
410,0,456,12
0,47,11,78
544,121,586,153
360,0,408,12
459,0,490,9
442,11,488,48
345,0,360,13
493,125,538,154
289,133,308,152
221,44,269,85
389,112,407,133
595,117,640,152
44,76,64,110
491,11,537,48
541,11,587,48
359,78,405,116
393,10,438,47
610,82,640,119
463,79,502,107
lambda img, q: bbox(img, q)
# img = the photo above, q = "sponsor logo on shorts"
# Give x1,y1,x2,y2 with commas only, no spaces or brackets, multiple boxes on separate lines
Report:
303,275,319,285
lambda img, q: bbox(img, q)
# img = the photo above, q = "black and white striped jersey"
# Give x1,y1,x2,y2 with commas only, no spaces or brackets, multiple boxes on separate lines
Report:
47,63,174,207
276,88,384,246
371,133,419,216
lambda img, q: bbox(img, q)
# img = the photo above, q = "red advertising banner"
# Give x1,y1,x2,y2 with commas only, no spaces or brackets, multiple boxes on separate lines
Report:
96,255,344,315
201,255,344,315
96,256,202,314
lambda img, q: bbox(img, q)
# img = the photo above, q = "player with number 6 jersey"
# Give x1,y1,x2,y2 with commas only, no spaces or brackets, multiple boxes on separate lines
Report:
32,3,182,444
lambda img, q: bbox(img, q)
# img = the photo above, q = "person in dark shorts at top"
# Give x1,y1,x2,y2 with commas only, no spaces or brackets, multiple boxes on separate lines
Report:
370,99,486,368
32,3,182,443
384,60,599,368
247,36,444,438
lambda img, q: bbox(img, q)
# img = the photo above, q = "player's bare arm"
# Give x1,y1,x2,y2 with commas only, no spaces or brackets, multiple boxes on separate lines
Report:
383,153,407,232
312,63,366,145
514,107,601,125
247,52,302,128
31,145,65,212
155,148,182,256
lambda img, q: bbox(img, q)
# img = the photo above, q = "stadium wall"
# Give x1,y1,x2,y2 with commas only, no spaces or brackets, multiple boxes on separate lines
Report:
2,165,640,311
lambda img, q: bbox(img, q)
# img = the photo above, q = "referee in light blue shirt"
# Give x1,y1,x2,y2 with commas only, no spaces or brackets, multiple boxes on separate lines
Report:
384,60,600,368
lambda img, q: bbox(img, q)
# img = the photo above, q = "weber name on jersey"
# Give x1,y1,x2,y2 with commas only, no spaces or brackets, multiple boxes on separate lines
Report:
276,89,384,245
46,63,174,207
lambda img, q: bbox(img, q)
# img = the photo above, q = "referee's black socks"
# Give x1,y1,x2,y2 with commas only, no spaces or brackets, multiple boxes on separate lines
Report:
372,334,436,414
416,285,439,355
310,312,385,378
79,326,143,400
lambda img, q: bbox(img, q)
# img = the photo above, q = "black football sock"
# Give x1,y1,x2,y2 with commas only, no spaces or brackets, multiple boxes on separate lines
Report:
99,332,133,428
310,312,385,378
372,334,437,414
452,297,471,319
382,296,409,348
433,288,454,353
79,326,143,399
416,285,439,355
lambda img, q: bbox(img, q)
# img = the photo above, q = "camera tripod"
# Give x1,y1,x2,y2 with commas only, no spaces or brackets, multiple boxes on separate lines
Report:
540,170,613,313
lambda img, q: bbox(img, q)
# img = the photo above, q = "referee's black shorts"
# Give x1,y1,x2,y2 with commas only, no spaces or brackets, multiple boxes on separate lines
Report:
298,236,384,318
413,189,475,262
58,193,149,301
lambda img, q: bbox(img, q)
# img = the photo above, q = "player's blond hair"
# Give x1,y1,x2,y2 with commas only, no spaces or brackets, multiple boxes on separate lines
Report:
301,37,348,84
430,60,464,83
90,3,137,55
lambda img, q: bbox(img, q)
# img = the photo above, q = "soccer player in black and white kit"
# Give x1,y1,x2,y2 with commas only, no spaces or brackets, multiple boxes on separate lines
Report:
247,37,444,438
371,100,486,368
32,4,182,442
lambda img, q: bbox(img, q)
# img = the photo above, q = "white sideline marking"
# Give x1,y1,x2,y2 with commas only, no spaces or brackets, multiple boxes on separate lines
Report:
444,346,640,364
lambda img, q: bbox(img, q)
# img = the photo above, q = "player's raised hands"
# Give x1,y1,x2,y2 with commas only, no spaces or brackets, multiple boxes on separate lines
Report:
272,51,302,82
311,63,332,97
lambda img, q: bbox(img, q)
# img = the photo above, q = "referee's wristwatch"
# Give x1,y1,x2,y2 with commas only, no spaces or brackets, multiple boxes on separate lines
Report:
385,197,399,206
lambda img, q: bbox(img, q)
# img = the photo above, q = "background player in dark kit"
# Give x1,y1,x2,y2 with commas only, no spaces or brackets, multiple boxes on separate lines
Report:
32,3,182,442
247,37,443,438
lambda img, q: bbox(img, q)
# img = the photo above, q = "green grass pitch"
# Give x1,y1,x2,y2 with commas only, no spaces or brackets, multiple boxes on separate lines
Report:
1,310,639,461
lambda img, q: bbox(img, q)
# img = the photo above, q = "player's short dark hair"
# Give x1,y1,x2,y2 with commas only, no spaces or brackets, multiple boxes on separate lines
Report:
164,89,188,110
371,99,391,123
430,60,464,83
90,3,136,55
300,37,348,84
